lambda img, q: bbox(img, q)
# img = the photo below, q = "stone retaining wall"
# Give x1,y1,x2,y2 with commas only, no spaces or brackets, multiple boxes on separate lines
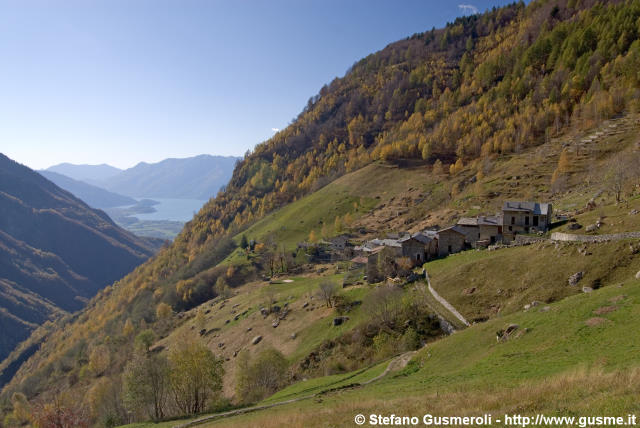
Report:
551,231,640,243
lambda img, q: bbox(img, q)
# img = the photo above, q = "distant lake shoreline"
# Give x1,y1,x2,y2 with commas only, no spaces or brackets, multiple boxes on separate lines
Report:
134,198,207,222
105,198,207,240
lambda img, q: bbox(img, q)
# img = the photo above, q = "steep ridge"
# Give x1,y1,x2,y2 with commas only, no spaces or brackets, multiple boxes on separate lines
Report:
0,154,159,370
38,170,136,209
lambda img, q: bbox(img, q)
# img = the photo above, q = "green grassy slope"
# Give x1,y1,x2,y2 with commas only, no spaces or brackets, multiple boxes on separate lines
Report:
425,239,640,322
196,275,640,427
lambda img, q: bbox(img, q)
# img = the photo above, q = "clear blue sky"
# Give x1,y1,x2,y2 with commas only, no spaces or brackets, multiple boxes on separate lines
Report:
0,0,516,170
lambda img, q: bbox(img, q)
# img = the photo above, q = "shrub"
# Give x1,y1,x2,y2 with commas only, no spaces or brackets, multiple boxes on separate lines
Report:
236,348,289,403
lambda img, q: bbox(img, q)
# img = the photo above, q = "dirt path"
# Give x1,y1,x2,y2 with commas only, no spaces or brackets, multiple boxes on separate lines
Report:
173,351,417,428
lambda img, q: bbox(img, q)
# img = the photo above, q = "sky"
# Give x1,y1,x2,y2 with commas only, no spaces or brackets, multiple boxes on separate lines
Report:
0,0,517,170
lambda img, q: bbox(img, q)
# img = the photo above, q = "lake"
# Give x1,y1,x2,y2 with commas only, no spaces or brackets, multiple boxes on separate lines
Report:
135,198,208,222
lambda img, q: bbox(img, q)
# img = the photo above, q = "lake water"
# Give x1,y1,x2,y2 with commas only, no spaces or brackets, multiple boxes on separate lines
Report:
135,198,208,222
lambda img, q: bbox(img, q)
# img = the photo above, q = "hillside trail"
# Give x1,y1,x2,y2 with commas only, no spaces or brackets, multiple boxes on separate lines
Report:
174,350,417,427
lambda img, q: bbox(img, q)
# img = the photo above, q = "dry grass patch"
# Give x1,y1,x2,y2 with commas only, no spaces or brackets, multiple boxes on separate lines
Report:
202,366,640,428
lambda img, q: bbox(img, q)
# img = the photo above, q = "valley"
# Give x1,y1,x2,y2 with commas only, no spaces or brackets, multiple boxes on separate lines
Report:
2,1,640,427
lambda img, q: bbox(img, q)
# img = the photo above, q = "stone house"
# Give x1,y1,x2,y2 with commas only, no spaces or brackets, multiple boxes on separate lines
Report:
502,201,552,243
457,215,503,247
398,232,438,266
477,215,503,247
436,226,466,257
456,217,481,246
365,246,399,283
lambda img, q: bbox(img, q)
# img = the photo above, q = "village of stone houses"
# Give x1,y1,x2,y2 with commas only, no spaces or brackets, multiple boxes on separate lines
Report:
350,200,552,284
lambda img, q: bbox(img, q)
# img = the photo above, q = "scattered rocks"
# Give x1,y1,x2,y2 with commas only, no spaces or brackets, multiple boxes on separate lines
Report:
291,333,297,340
582,286,593,293
246,327,252,332
463,287,477,295
302,302,309,309
578,246,592,256
234,315,240,321
585,224,598,233
217,342,224,348
568,271,584,286
205,309,211,314
251,335,262,345
199,329,207,336
568,223,582,230
635,271,640,280
225,319,230,324
496,324,524,342
260,307,269,317
272,305,281,313
272,320,280,328
332,316,349,326
630,209,639,216
279,309,290,320
540,306,551,312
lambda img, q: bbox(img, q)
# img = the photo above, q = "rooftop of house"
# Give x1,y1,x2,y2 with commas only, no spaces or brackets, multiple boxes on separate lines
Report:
502,201,551,215
351,256,368,264
438,225,467,235
457,217,478,226
478,215,503,226
399,231,435,244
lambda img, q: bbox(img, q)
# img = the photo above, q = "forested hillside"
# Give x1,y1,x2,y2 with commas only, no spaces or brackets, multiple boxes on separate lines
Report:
0,154,159,378
4,0,640,425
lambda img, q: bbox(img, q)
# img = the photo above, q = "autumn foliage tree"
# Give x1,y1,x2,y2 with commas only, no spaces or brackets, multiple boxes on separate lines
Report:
168,340,224,415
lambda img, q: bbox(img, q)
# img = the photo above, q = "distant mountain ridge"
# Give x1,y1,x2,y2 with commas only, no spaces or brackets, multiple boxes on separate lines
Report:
0,153,159,368
38,170,136,209
45,155,240,200
101,155,240,199
45,162,122,184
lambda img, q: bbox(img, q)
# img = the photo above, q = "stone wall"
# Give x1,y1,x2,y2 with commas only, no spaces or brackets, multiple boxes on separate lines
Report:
550,231,640,242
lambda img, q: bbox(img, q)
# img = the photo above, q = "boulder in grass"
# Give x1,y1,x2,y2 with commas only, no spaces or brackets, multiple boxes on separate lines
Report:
251,335,262,345
332,316,349,326
568,272,584,286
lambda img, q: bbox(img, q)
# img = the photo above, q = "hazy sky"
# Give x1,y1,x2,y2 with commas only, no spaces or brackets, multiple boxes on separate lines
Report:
0,0,515,170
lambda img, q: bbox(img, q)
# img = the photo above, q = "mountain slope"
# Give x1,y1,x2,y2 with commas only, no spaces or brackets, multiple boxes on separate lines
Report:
0,153,159,368
38,170,136,209
101,155,240,199
4,0,640,424
45,163,123,184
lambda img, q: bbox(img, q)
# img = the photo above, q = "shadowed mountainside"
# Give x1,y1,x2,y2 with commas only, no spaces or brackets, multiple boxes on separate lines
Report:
0,153,159,366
